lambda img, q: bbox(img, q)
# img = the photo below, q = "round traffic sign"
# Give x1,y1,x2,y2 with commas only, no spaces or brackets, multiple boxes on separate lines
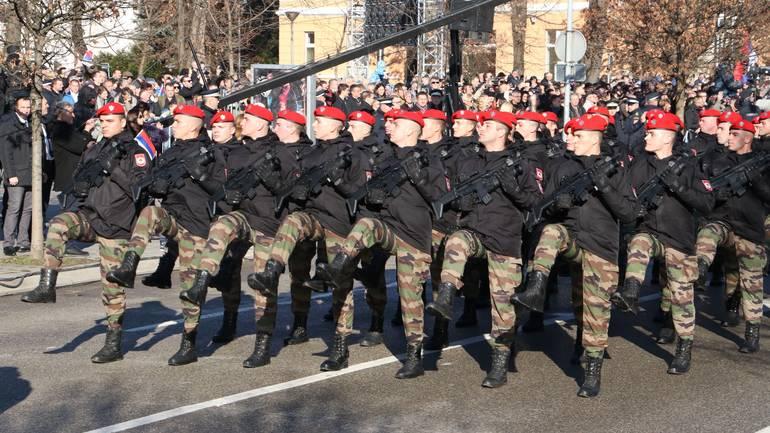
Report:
555,31,587,63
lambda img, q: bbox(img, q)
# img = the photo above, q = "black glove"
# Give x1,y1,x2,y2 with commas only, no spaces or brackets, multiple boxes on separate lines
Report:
402,156,427,185
715,187,733,202
255,157,281,191
185,159,209,181
555,193,573,210
149,178,170,197
662,169,685,194
98,154,114,174
496,166,520,194
328,154,351,184
225,190,243,206
457,194,475,212
590,160,617,193
291,183,310,201
366,187,387,205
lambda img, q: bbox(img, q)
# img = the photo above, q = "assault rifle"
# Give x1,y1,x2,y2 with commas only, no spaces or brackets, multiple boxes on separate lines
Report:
524,155,619,231
431,152,523,219
207,152,279,216
634,153,691,217
345,149,428,216
131,146,215,201
70,139,130,199
709,151,770,197
273,148,352,212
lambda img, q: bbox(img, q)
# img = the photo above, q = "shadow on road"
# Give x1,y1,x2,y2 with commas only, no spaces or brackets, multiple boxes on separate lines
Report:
0,367,31,416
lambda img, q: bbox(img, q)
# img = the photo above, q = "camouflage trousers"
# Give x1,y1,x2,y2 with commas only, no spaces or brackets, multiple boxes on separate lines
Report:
696,222,767,324
429,229,448,293
441,229,522,348
532,223,619,357
126,206,207,332
339,217,430,343
626,233,697,340
43,211,128,328
269,211,348,323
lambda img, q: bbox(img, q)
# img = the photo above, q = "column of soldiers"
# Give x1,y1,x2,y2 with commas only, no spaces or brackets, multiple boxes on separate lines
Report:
18,95,770,398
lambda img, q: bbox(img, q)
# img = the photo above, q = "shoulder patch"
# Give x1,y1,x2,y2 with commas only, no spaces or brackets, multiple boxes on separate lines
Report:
134,153,147,168
701,179,713,192
535,167,544,182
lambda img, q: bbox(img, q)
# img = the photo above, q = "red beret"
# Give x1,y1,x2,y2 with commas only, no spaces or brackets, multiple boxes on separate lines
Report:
645,112,682,131
731,118,756,134
348,110,375,126
758,111,770,121
718,111,742,125
452,109,479,122
542,111,559,123
277,110,306,126
210,110,235,126
517,111,546,124
314,105,346,122
699,109,721,119
173,104,205,119
384,109,400,120
573,115,608,132
482,110,517,129
244,104,274,122
587,106,610,118
423,109,447,122
394,110,425,128
95,102,125,117
564,118,578,134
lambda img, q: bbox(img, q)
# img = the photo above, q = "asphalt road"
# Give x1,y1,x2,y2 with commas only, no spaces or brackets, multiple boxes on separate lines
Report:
2,265,770,433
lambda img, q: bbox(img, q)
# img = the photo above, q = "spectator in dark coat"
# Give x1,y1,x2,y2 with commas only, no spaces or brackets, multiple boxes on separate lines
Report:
50,101,91,195
0,96,33,255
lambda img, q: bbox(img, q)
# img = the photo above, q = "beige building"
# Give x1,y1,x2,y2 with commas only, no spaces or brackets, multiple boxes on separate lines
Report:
276,0,588,80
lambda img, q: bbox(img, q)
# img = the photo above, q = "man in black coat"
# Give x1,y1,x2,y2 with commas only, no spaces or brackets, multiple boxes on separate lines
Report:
1,95,33,255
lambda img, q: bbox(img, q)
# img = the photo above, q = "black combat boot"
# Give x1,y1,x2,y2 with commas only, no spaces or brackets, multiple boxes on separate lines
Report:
656,311,675,344
570,326,584,365
315,253,357,290
739,322,760,353
320,333,349,371
247,259,285,297
577,352,604,398
212,309,238,344
510,271,548,313
667,337,693,374
179,269,211,305
481,347,511,388
168,330,198,366
426,281,458,321
141,252,175,289
243,333,272,368
424,316,449,351
455,296,478,328
395,342,424,379
91,327,123,363
522,311,545,333
106,251,141,288
722,290,741,327
695,257,710,291
302,277,329,293
611,277,642,314
360,313,385,347
284,313,310,345
21,269,58,303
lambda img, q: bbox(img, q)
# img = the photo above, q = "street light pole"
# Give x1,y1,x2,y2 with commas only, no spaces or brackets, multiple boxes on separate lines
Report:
285,11,300,65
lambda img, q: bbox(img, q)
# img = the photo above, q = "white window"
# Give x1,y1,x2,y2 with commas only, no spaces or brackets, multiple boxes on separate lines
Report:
305,32,315,62
546,30,563,76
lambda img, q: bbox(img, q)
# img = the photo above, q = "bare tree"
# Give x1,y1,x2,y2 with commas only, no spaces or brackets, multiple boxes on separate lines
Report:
509,0,527,73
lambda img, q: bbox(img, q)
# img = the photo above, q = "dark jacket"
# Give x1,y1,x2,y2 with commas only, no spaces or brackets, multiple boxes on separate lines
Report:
629,152,714,255
707,150,770,245
302,133,367,237
77,130,151,239
282,133,316,213
0,112,32,185
545,153,637,264
455,147,542,258
51,120,91,192
155,133,225,238
356,135,396,220
375,144,448,253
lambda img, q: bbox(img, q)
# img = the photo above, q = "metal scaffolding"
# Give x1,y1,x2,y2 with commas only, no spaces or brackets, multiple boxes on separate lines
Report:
417,0,448,78
347,0,369,79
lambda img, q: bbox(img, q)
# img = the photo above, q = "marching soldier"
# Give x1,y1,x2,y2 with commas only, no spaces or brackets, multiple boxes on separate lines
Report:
427,110,541,388
694,117,770,353
105,104,224,365
20,102,151,364
316,110,446,378
512,115,637,397
611,111,714,374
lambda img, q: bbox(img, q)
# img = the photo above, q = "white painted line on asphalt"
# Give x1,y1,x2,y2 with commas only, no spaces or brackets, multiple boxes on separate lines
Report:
82,333,494,433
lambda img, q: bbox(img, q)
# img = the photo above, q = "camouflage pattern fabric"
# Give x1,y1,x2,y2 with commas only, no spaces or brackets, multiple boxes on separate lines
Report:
440,229,522,348
625,233,697,340
338,217,430,343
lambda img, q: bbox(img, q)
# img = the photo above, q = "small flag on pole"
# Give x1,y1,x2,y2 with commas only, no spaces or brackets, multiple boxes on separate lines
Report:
134,129,157,160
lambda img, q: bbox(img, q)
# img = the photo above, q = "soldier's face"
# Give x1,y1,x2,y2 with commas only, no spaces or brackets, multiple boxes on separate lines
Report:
348,121,371,141
565,132,576,151
644,129,674,154
211,122,235,144
384,118,395,136
391,119,419,146
699,116,718,135
273,118,300,142
477,121,506,146
573,130,602,156
313,117,342,140
420,119,443,140
727,130,751,152
172,115,203,140
516,119,539,137
452,119,475,137
761,119,770,137
716,122,732,145
100,115,126,138
240,114,268,139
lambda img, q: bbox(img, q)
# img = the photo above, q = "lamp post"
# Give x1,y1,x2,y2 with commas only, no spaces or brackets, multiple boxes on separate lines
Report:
285,10,300,65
